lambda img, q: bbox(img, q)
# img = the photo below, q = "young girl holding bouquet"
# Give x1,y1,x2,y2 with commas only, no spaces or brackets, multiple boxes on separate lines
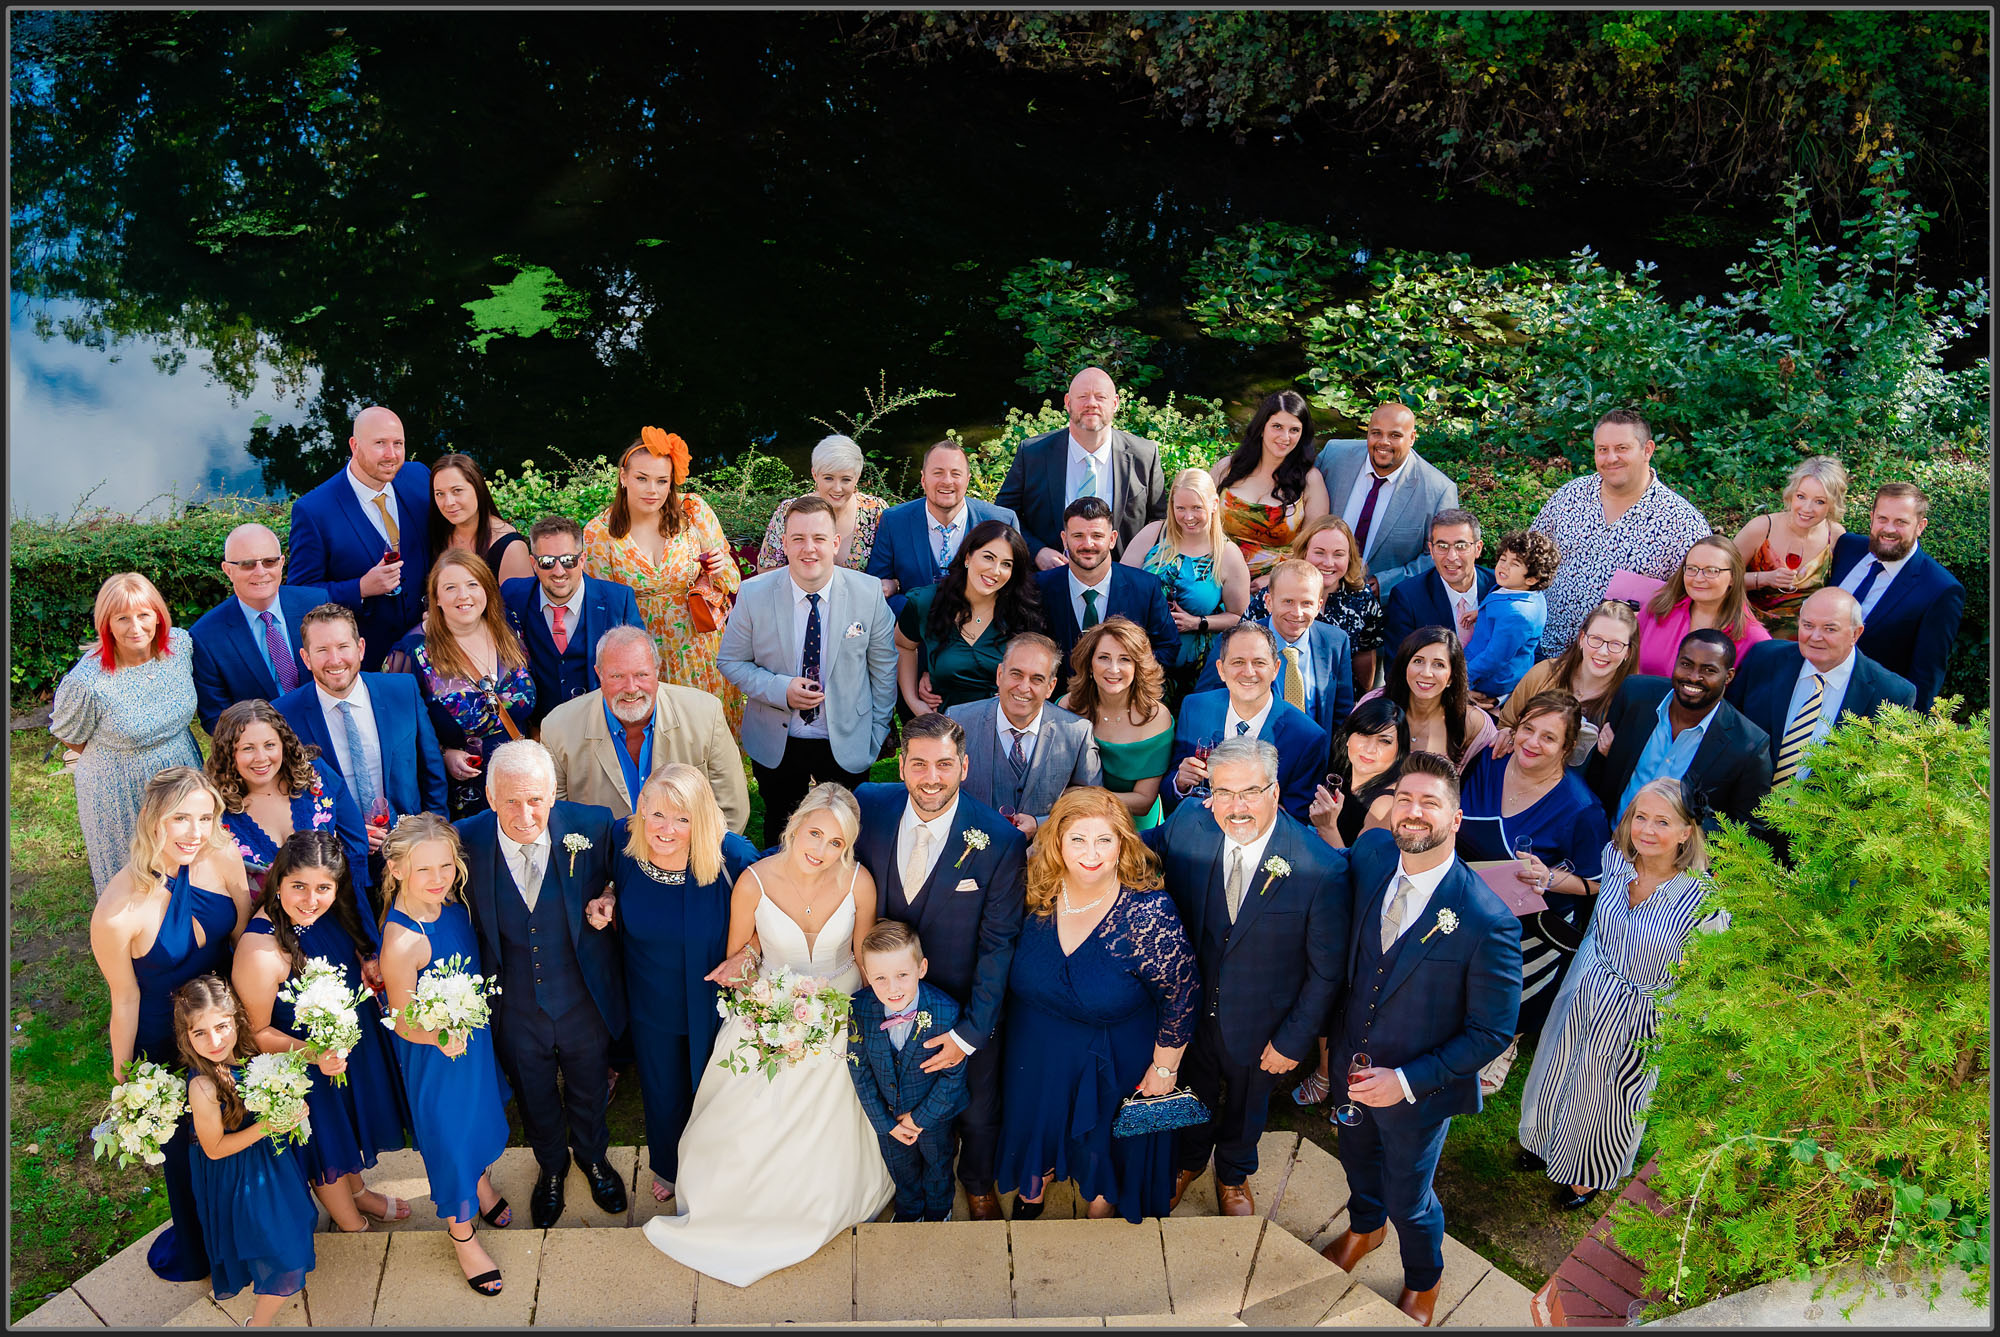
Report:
232,830,413,1234
378,813,511,1297
174,974,317,1327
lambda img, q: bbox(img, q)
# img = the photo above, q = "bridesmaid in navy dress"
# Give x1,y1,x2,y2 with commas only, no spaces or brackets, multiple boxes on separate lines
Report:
232,830,413,1234
595,764,759,1205
378,813,512,1297
88,766,252,1281
207,699,375,915
175,974,317,1327
997,788,1198,1224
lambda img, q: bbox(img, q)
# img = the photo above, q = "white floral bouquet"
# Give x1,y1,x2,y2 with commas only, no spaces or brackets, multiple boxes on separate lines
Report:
90,1061,188,1169
715,966,853,1081
381,953,501,1056
278,957,374,1087
239,1051,315,1154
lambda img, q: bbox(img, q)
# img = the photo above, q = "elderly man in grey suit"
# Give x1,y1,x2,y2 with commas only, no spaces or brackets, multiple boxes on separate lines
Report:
998,366,1168,569
1313,402,1461,598
719,495,899,846
947,634,1102,833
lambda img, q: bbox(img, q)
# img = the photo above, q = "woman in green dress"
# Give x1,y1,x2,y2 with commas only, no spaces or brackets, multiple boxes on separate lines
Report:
1059,616,1175,831
896,520,1046,716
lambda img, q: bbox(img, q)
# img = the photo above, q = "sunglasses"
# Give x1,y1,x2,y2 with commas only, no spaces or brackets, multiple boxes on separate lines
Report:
534,553,583,571
223,556,283,571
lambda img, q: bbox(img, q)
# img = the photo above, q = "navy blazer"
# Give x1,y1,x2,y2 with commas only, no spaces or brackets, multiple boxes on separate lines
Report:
1381,565,1496,662
1726,641,1916,773
864,497,1022,618
1827,535,1965,712
1140,807,1349,1067
1191,617,1355,738
1163,690,1329,825
455,803,627,1040
189,586,329,733
996,428,1168,561
851,783,1027,1052
1585,675,1773,828
284,462,433,671
1034,564,1180,689
847,980,971,1135
499,574,646,724
1330,829,1522,1125
273,673,449,821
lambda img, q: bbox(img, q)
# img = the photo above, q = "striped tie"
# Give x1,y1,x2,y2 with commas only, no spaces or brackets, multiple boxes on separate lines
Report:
1772,673,1826,785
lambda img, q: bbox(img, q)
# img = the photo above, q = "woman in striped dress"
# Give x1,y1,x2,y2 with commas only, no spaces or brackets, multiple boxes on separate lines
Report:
1513,778,1724,1212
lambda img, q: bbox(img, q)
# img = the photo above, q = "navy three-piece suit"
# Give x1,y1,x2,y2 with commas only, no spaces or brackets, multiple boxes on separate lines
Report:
848,980,971,1220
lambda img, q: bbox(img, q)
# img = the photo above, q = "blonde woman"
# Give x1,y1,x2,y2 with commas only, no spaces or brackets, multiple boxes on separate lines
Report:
1124,467,1252,675
1733,455,1849,639
1635,535,1770,678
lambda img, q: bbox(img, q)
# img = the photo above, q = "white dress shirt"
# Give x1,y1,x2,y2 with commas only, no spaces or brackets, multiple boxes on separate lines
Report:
896,796,976,1054
497,827,552,910
316,677,384,805
1784,650,1859,780
1339,451,1415,561
997,705,1045,770
345,465,403,549
926,502,971,569
1382,853,1458,1103
1067,566,1114,632
538,583,585,641
1219,819,1279,921
786,573,832,741
1223,696,1275,742
1066,432,1114,510
1836,542,1918,622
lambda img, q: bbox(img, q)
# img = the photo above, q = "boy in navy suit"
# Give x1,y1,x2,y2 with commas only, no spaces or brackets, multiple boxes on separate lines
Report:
848,921,970,1222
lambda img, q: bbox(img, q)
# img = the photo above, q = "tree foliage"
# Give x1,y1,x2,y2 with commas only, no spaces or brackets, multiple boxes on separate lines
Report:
992,259,1162,393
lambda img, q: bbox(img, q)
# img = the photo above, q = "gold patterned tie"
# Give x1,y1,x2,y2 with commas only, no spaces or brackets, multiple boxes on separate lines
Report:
1380,875,1413,953
1772,673,1826,785
371,493,401,545
1282,646,1306,710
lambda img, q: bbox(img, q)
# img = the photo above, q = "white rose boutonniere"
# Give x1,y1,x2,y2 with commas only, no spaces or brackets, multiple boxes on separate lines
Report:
562,833,593,877
1420,908,1460,943
914,1010,933,1033
955,829,990,868
1257,855,1292,897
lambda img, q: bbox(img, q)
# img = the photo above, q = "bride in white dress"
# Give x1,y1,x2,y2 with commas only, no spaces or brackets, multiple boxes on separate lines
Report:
644,783,895,1287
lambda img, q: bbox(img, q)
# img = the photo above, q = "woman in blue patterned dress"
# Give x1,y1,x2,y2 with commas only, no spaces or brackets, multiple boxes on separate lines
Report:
1124,470,1251,696
1516,779,1723,1212
997,788,1199,1223
52,573,206,896
232,830,412,1234
396,550,535,820
89,766,253,1281
207,700,375,913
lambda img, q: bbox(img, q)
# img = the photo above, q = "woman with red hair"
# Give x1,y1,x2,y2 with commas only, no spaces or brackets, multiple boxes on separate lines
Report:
53,572,206,895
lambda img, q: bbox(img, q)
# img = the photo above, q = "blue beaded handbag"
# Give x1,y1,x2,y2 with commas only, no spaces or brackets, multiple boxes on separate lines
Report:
1110,1088,1211,1138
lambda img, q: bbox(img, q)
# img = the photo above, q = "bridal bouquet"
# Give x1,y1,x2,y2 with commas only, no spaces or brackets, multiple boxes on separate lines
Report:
380,953,500,1056
239,1051,315,1154
716,966,852,1081
278,957,374,1087
90,1061,188,1169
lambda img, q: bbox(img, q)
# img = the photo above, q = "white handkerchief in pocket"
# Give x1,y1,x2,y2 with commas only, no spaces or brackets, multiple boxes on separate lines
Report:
954,878,979,892
844,621,866,638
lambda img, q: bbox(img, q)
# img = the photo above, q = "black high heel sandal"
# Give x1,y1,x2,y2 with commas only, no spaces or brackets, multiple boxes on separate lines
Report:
1011,1197,1046,1222
480,1197,513,1229
449,1224,503,1296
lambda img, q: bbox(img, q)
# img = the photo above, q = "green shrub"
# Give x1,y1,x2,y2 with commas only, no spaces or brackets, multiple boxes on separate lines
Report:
1186,221,1354,345
993,258,1162,393
1611,704,1990,1311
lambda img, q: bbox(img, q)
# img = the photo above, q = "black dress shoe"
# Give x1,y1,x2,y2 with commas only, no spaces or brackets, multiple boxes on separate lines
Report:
530,1166,566,1229
1517,1148,1548,1174
1012,1197,1046,1221
1554,1187,1601,1212
581,1158,628,1216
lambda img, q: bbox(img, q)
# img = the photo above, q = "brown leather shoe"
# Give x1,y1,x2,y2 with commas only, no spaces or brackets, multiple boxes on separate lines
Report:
1320,1223,1387,1272
1168,1168,1201,1213
1217,1183,1255,1217
1397,1284,1440,1326
964,1191,1004,1222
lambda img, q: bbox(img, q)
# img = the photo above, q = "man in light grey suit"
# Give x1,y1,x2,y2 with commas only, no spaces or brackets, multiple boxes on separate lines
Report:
1313,402,1461,598
719,495,899,846
947,634,1101,833
997,366,1169,568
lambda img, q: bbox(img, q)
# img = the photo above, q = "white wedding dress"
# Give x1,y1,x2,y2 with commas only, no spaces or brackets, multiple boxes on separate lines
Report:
643,869,895,1287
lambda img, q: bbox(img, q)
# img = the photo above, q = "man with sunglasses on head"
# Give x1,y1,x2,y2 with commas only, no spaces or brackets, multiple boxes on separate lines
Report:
500,514,646,728
190,522,328,732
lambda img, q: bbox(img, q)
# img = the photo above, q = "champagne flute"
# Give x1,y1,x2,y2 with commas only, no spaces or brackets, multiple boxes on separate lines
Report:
1191,733,1220,797
382,544,402,598
1332,1052,1372,1128
1542,859,1574,895
1513,835,1537,885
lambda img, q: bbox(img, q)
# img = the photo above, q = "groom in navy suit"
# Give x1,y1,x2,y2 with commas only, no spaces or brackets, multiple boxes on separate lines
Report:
1142,737,1349,1217
1320,752,1520,1326
284,406,432,671
189,522,327,732
1032,497,1178,689
853,712,1028,1221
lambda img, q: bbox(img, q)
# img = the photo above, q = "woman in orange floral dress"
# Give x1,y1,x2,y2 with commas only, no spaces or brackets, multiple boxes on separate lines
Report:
583,428,744,731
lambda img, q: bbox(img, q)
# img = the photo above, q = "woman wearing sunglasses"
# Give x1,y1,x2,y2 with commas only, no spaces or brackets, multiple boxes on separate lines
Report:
494,515,648,728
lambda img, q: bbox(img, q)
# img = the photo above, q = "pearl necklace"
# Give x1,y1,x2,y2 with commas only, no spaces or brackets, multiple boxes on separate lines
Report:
1059,886,1112,917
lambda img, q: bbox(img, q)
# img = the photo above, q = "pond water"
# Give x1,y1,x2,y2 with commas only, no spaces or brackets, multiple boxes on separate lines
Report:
7,10,1985,520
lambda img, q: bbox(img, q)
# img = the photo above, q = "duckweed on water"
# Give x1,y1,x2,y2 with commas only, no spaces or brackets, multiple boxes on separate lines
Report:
461,255,591,353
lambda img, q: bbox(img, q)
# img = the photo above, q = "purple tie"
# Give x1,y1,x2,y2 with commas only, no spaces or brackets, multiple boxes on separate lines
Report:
1352,473,1389,556
259,611,299,691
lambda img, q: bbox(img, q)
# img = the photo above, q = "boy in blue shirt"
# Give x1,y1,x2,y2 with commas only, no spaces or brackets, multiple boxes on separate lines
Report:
1466,530,1561,708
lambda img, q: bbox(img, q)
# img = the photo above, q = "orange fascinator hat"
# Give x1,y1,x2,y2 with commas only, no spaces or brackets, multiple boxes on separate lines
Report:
627,426,691,486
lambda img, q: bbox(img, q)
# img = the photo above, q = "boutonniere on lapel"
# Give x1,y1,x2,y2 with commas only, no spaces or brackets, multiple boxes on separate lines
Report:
913,1010,933,1033
844,621,865,638
562,833,593,877
1256,855,1291,897
1420,908,1459,943
954,829,990,868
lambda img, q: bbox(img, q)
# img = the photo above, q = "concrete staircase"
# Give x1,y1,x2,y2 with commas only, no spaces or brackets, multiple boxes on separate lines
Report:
19,1133,1535,1328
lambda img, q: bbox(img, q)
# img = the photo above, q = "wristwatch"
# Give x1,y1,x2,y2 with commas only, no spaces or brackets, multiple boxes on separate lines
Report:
1198,616,1209,633
1153,1065,1176,1081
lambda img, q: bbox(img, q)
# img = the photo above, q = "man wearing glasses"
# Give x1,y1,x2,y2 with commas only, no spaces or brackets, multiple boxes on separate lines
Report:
1142,736,1348,1219
189,522,328,732
1381,509,1496,663
499,514,646,728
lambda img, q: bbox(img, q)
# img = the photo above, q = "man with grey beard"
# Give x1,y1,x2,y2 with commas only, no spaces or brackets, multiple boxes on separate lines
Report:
538,624,750,834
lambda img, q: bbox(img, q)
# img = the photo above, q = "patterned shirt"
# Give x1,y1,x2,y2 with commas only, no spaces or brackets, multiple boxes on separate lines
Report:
1531,470,1711,659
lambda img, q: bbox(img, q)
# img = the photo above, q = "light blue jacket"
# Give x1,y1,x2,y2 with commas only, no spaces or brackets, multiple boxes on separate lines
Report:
1463,588,1546,699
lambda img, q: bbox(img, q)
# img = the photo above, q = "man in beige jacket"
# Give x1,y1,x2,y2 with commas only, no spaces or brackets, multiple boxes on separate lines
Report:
541,624,751,834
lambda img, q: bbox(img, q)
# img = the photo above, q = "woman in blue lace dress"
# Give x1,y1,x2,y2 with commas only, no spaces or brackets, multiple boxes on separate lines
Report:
997,788,1198,1223
52,573,206,895
207,700,375,913
89,766,252,1281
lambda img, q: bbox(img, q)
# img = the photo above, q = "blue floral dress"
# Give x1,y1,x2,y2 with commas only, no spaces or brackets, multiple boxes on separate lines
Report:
51,625,205,894
220,759,376,913
404,636,536,819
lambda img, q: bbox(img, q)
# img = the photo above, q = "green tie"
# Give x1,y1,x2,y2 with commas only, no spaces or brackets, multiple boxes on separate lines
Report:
1772,673,1826,785
1081,588,1100,630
